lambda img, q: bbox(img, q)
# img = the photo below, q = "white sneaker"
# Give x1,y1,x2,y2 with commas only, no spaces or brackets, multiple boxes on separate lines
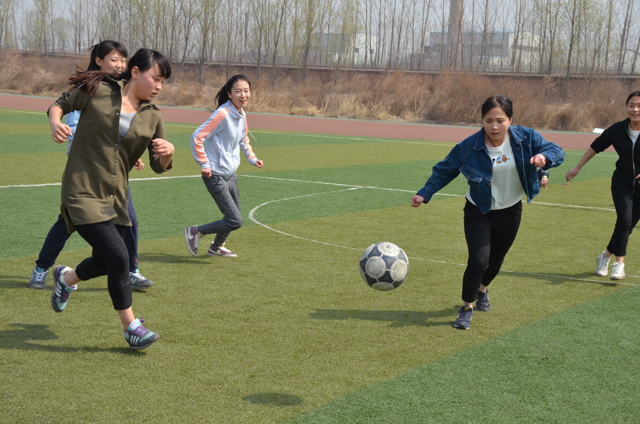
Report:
610,262,625,280
595,251,611,277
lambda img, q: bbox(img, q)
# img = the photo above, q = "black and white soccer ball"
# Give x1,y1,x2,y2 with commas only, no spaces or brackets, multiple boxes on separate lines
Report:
359,242,409,291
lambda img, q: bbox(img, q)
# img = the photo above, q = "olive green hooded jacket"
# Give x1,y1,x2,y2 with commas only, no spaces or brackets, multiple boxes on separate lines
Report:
50,77,172,233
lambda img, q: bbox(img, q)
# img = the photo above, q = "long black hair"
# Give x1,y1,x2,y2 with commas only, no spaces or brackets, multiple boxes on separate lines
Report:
87,40,128,71
481,95,514,119
68,40,128,95
626,91,640,105
121,48,172,81
215,75,251,108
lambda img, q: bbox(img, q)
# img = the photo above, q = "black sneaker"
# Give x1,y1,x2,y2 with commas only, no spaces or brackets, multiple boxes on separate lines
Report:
130,272,154,291
453,306,473,330
476,289,490,312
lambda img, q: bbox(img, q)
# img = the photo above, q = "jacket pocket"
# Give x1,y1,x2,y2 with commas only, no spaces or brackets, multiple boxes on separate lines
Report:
460,165,484,183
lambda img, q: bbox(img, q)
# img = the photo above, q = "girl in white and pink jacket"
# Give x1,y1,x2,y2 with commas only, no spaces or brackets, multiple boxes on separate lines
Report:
185,75,264,258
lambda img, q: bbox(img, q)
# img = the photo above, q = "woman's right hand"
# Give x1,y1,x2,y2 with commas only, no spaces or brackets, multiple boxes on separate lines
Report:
201,167,212,178
565,167,580,182
411,195,425,208
51,123,72,144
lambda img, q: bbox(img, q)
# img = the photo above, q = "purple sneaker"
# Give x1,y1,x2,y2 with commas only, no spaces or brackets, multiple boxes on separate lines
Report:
124,318,160,350
208,243,237,258
51,266,77,313
184,225,202,256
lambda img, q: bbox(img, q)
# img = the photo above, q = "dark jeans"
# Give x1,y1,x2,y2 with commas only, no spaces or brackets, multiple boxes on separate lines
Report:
74,221,132,311
461,200,522,303
198,174,243,246
607,185,640,257
36,189,139,271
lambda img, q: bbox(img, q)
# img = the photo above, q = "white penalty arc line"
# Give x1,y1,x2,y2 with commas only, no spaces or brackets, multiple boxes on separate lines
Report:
247,184,637,286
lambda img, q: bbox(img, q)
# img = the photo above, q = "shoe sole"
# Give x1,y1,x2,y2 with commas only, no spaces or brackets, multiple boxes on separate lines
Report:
184,227,198,256
131,282,154,291
129,335,160,350
453,324,470,330
207,253,237,258
30,282,46,289
610,275,625,280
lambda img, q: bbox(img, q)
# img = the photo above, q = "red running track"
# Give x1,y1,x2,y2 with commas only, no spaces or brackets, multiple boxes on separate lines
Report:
0,93,597,150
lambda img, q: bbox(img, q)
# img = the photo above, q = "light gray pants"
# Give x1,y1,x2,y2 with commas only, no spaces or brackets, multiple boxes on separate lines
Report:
198,173,243,246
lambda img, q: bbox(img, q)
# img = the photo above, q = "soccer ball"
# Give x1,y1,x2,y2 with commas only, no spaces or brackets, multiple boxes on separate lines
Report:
359,242,409,291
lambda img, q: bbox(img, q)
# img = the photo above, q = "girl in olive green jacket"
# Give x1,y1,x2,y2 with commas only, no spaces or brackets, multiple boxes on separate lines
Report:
47,49,174,350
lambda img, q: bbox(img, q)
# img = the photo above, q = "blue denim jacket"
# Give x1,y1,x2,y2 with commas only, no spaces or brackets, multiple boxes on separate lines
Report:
416,125,565,214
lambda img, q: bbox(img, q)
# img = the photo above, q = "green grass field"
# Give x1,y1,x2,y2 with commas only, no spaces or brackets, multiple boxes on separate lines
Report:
1,107,639,423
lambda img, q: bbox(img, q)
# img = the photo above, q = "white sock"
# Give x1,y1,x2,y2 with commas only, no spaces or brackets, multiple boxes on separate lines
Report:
128,318,141,331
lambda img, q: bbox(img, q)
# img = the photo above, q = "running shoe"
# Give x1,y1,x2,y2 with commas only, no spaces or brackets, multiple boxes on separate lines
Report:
124,318,160,350
453,306,473,330
610,262,625,280
51,266,77,313
208,243,237,258
596,251,611,277
184,225,202,256
30,266,48,289
476,289,490,312
130,272,154,291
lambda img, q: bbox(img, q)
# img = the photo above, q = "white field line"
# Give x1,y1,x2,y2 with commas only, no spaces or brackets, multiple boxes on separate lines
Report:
1,166,634,284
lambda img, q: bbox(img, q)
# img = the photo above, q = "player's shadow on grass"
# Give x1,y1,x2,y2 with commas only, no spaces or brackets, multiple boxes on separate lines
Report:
0,323,144,355
309,308,457,327
503,271,621,287
137,252,212,265
243,393,303,406
0,275,109,291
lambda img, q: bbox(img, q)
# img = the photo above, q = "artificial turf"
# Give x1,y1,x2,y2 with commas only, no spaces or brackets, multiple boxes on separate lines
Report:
0,107,637,423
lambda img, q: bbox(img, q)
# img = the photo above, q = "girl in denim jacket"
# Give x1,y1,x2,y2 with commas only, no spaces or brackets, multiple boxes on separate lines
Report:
411,95,564,330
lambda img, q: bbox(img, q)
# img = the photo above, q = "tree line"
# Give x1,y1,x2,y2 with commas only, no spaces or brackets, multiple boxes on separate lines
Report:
1,0,639,79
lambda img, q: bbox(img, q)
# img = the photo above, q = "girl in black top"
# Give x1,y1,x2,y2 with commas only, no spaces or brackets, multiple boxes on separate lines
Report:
565,90,640,280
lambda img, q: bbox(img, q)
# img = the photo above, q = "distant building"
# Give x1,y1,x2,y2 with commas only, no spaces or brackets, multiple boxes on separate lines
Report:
311,32,378,67
427,30,542,71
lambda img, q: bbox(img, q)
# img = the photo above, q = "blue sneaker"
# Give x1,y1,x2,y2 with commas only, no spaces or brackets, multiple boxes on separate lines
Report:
453,306,473,330
51,266,77,313
30,266,48,289
476,289,490,312
130,272,154,291
124,318,160,350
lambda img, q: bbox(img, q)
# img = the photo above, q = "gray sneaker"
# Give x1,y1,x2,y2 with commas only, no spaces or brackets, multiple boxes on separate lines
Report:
610,262,625,280
30,266,48,289
130,272,154,291
596,251,610,277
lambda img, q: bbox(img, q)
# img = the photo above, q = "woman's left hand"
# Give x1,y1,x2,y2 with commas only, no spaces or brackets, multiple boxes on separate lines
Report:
530,154,547,168
254,160,264,168
151,138,175,158
134,159,145,171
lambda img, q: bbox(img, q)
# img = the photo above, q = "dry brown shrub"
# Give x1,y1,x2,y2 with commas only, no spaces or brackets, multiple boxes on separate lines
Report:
3,52,640,132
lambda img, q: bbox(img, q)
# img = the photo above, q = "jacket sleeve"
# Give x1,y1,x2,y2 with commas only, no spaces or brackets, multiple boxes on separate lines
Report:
190,108,229,168
590,125,615,153
530,129,565,169
48,88,90,117
416,144,462,203
239,115,258,165
149,118,171,174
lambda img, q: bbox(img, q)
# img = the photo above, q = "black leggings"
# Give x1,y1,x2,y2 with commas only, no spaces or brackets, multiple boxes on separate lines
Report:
607,185,640,257
462,200,522,303
74,221,132,310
